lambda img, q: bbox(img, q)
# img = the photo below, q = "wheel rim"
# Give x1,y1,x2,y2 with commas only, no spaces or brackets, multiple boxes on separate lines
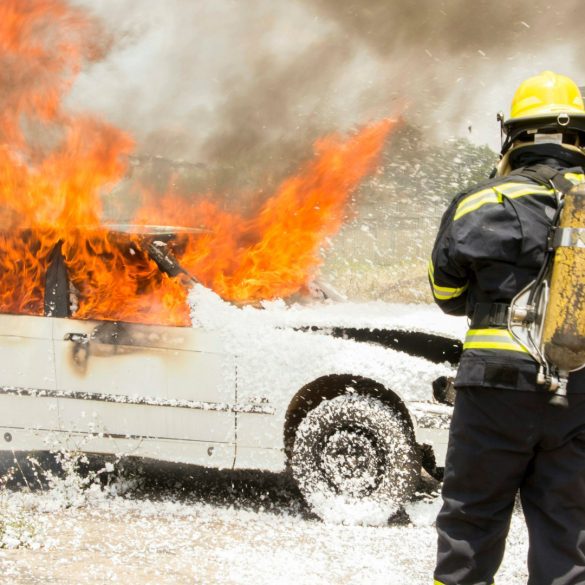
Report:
318,426,385,497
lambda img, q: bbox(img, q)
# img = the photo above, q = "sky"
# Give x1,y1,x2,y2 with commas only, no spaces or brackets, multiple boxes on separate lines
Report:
67,0,585,178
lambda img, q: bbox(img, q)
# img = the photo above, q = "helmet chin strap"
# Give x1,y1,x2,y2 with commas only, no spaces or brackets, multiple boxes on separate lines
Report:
495,152,512,177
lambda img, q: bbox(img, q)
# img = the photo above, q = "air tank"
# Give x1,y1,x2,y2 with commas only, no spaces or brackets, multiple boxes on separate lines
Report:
541,182,585,373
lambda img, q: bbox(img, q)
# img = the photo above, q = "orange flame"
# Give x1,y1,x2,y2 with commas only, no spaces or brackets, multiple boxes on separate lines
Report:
0,0,395,326
136,119,395,303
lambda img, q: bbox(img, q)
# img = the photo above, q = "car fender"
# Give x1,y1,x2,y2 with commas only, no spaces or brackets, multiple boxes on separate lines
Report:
234,327,455,454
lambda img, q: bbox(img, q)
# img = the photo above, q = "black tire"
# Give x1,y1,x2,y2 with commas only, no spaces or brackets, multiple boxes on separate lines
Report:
291,394,420,525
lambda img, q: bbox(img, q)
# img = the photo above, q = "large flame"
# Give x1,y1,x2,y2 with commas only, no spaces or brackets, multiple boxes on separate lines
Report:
0,0,395,326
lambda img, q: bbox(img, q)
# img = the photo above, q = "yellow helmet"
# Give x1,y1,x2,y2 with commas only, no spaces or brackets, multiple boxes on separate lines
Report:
500,71,585,155
509,70,584,121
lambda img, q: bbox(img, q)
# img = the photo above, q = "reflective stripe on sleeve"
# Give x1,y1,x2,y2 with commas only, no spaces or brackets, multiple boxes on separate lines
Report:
428,261,468,301
464,328,529,353
454,182,555,221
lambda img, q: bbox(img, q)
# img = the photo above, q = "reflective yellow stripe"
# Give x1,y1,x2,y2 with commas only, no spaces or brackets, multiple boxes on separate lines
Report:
432,286,468,301
454,182,554,221
434,582,494,585
456,186,497,208
565,172,585,184
454,192,499,220
464,328,529,353
505,186,554,199
428,261,468,301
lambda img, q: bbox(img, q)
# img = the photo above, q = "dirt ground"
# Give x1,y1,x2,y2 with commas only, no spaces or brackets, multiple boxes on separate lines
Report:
0,460,529,585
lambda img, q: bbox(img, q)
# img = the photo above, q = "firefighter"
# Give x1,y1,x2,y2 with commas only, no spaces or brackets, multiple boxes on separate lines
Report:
429,71,585,585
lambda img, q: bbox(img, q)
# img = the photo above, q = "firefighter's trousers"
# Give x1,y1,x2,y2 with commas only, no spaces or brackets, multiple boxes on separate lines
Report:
434,387,585,585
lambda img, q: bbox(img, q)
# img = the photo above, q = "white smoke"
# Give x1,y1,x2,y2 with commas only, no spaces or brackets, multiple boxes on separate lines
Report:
67,0,585,180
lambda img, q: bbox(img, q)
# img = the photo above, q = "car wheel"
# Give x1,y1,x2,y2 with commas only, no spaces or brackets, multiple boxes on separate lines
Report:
291,394,420,525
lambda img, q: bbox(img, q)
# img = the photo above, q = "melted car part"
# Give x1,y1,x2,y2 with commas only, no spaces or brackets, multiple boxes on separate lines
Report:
145,241,186,279
102,224,202,283
139,238,200,285
44,240,70,318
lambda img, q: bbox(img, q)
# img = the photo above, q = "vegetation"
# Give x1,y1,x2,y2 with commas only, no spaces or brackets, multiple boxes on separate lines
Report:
322,124,498,302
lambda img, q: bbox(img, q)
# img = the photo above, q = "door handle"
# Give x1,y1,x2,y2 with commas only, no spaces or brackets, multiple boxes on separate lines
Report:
64,332,89,344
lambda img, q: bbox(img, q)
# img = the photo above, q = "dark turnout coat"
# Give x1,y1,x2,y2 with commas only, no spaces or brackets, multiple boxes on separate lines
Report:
432,152,585,585
429,162,585,392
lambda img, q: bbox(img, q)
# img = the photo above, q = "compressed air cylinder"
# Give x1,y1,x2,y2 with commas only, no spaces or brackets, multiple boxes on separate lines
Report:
542,183,585,372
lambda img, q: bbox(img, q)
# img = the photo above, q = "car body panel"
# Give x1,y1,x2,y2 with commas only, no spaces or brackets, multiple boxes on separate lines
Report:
233,327,454,444
0,314,59,437
0,314,55,391
51,317,236,444
0,286,461,471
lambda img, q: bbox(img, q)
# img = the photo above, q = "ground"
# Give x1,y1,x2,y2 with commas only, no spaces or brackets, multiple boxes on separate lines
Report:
0,460,529,585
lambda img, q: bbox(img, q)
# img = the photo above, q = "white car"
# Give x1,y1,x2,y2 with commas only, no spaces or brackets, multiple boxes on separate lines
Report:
0,242,464,523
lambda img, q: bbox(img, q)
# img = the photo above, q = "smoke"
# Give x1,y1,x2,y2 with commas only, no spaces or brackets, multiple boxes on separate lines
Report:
65,0,585,190
302,0,585,138
303,0,581,57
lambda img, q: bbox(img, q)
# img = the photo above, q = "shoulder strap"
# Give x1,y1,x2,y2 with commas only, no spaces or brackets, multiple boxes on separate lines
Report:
510,164,574,196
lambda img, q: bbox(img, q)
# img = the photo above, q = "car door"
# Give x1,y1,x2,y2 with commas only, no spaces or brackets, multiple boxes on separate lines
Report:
51,317,236,467
0,313,59,447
